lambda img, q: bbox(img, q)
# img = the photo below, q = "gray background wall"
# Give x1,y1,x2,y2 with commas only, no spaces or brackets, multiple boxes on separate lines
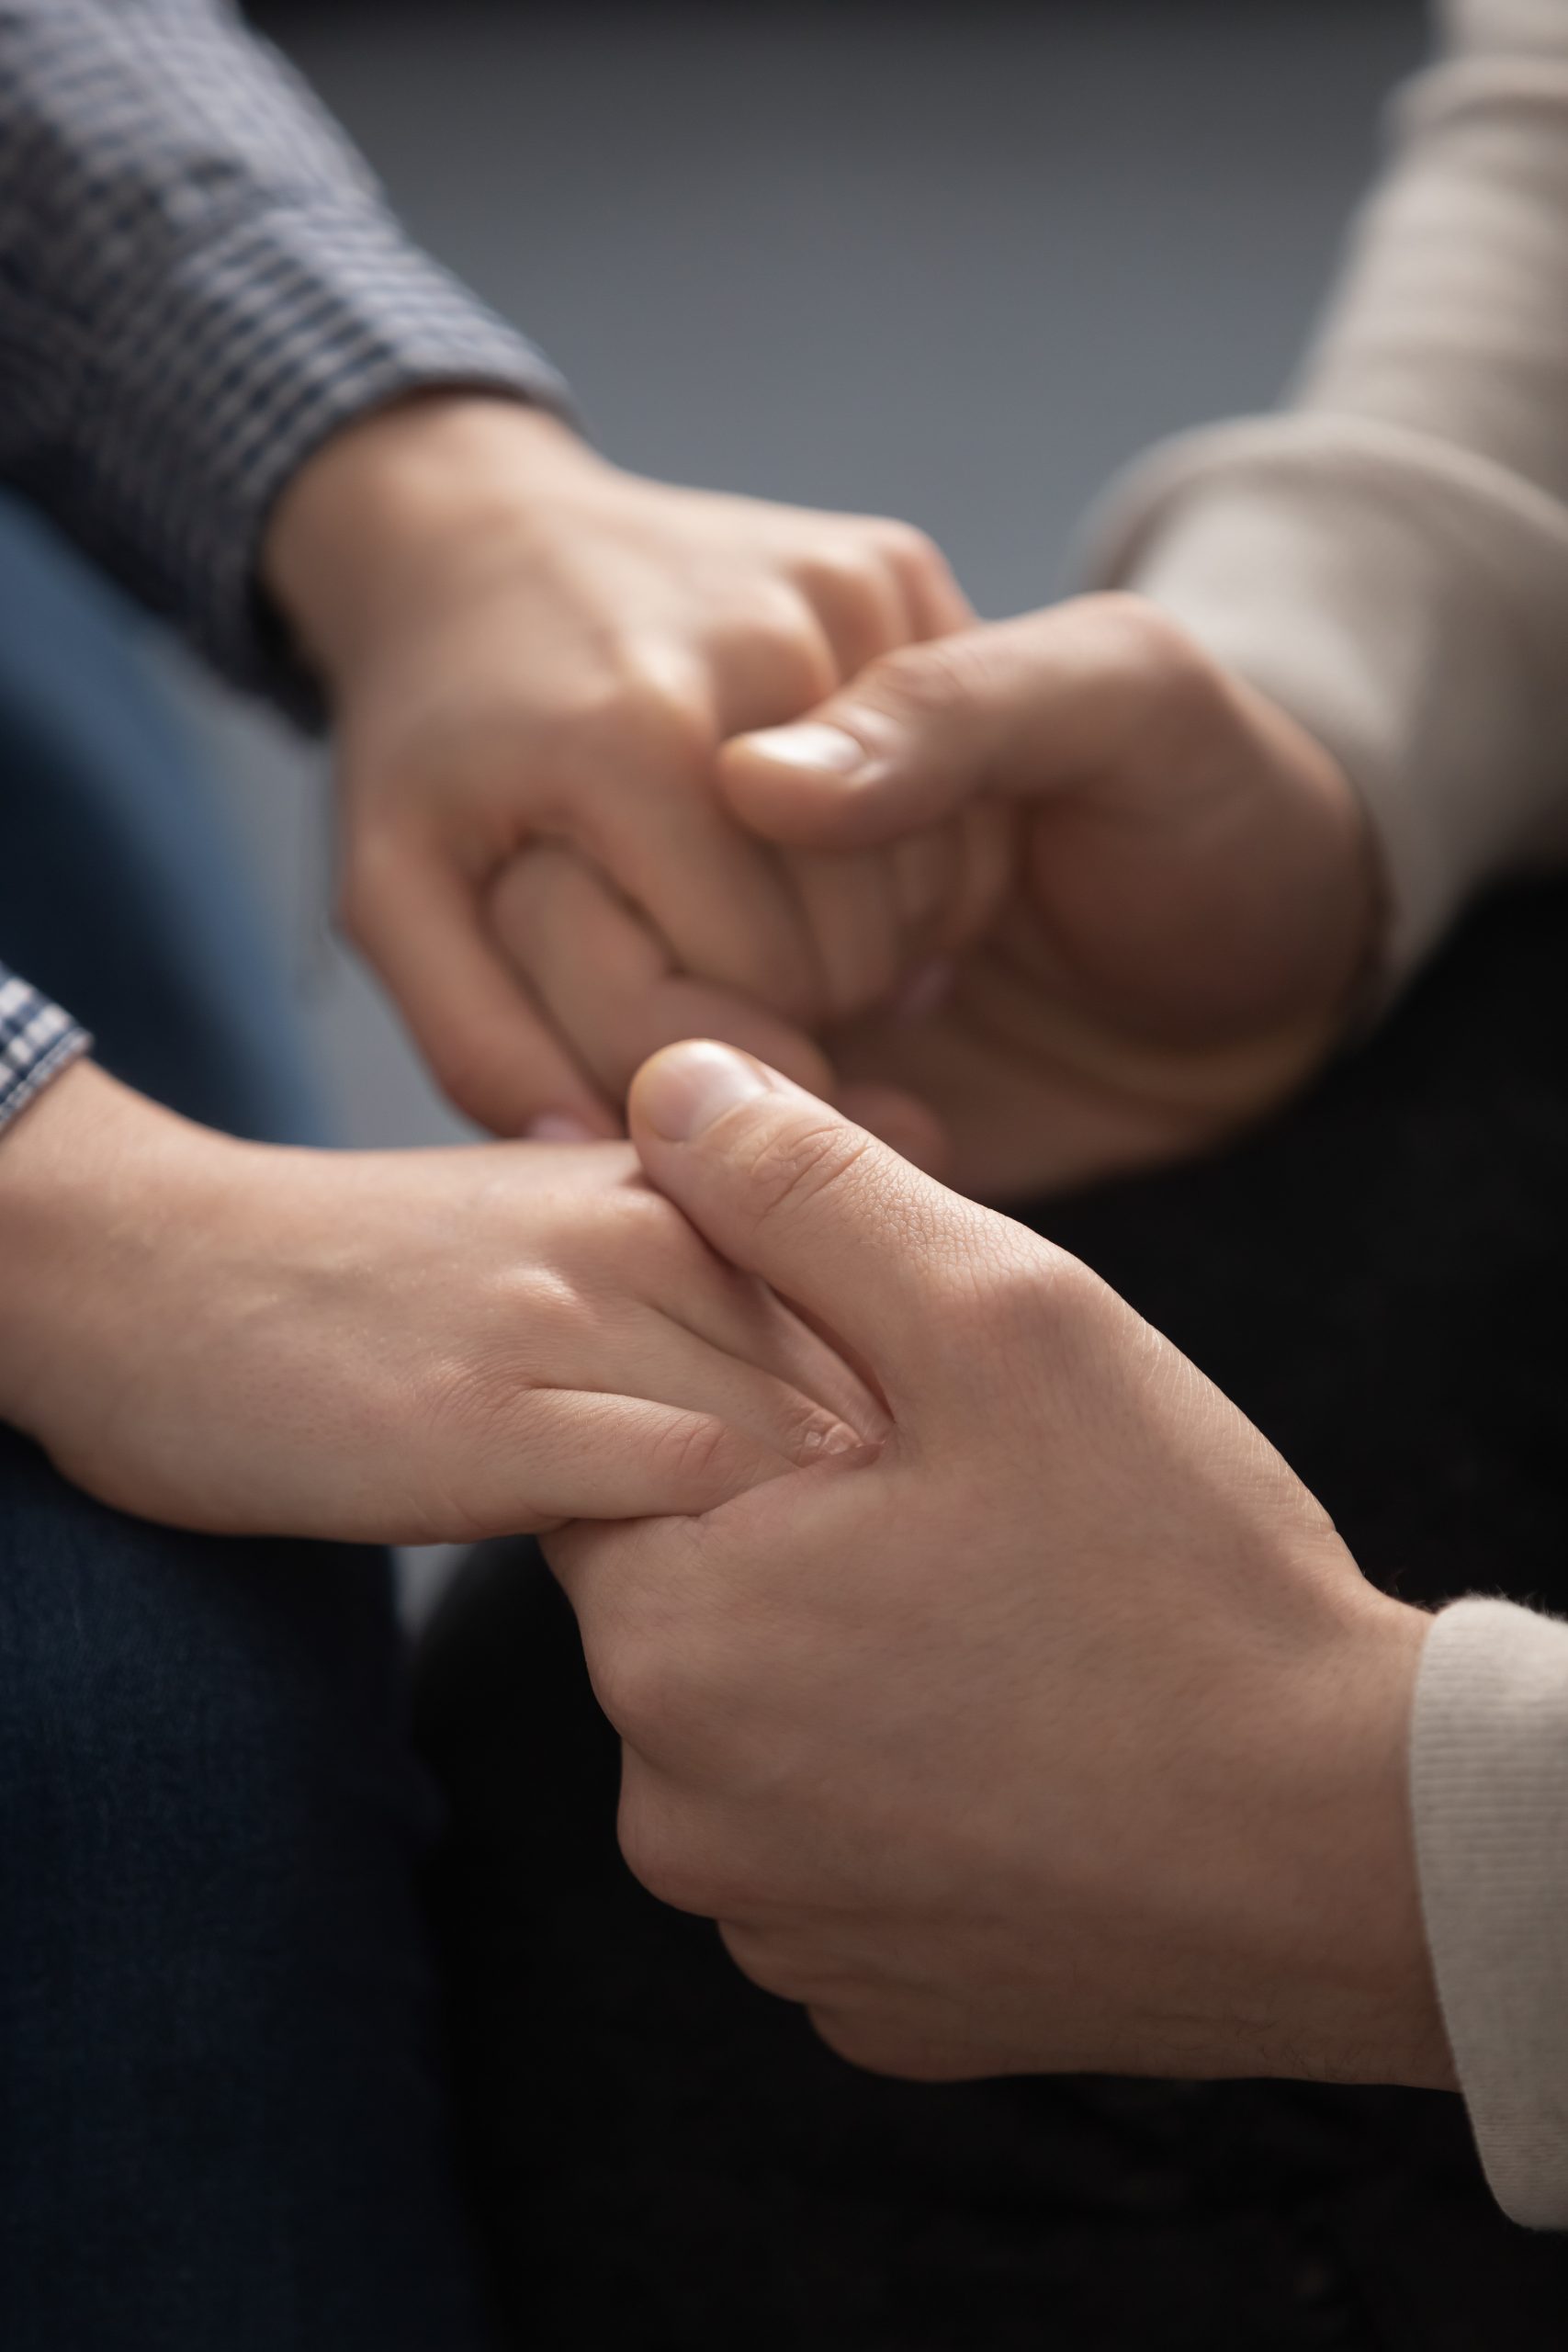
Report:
172,0,1427,1151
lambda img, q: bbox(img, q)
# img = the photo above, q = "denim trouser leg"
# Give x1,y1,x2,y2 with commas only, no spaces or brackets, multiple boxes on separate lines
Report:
0,1435,496,2350
0,499,494,2346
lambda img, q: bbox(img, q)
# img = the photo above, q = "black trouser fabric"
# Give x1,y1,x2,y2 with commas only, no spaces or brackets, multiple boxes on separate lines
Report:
418,880,1568,2352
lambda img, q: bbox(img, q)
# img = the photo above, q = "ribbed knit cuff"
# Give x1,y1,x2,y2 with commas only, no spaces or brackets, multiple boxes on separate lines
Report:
1412,1596,1568,2228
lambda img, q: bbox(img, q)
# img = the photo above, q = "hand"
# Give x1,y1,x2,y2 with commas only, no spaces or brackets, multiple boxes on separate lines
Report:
265,395,998,1138
0,1061,877,1542
550,1042,1449,2091
717,594,1382,1199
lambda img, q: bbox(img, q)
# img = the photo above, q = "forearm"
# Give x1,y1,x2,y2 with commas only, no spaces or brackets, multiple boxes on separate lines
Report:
0,0,568,702
1084,0,1568,982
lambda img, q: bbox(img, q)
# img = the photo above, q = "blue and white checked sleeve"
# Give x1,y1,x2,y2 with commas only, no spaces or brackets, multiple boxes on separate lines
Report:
0,965,91,1136
0,0,570,702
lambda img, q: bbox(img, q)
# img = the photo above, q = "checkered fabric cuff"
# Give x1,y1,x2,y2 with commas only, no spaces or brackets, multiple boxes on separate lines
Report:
59,199,570,709
0,972,92,1135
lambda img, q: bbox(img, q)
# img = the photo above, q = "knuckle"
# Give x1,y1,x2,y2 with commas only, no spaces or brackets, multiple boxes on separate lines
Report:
533,657,713,803
955,1234,1099,1355
866,516,942,576
602,1634,716,1759
650,1409,740,1501
588,1620,682,1752
741,580,820,645
865,634,991,725
600,1179,687,1262
792,544,886,612
808,2007,901,2075
423,1342,540,1460
585,653,713,763
1085,593,1222,724
719,1922,815,2004
809,2007,965,2083
741,1119,877,1240
617,1787,725,1916
734,589,840,697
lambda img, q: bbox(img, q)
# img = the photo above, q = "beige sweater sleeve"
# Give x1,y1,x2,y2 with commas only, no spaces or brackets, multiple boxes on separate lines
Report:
1082,1,1568,2227
1413,1601,1568,2226
1082,0,1568,982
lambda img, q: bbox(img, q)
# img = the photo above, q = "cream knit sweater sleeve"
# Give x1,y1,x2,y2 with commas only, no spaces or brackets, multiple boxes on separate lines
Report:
1084,0,1568,981
1085,0,1568,2228
1413,1601,1568,2227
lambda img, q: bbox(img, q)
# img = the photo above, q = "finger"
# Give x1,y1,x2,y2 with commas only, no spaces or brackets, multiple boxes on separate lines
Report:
779,844,904,1022
888,825,956,947
628,1040,986,1396
615,1309,882,1463
882,525,976,640
491,845,837,1099
592,763,829,1024
460,1390,804,1531
932,799,1021,954
784,548,914,684
705,591,840,737
640,1231,889,1442
342,832,615,1138
786,818,991,1021
807,519,975,649
716,598,1177,854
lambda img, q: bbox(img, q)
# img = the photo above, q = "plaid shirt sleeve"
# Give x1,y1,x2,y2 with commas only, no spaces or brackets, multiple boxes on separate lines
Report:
0,966,92,1136
0,0,571,704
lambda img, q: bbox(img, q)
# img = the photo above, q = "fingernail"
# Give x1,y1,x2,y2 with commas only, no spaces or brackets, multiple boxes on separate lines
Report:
525,1113,599,1143
637,1041,775,1141
743,721,865,777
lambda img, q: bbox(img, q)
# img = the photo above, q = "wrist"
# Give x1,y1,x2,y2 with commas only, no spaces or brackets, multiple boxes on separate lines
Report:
0,1062,239,1442
263,391,606,689
1250,1592,1452,2089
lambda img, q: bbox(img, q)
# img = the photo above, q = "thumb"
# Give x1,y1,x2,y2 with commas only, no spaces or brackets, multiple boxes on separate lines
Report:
628,1040,975,1406
716,598,1174,854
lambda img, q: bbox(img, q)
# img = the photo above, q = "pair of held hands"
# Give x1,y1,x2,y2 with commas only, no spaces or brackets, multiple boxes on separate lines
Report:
1,389,1381,1547
0,1036,1449,2096
0,390,1439,2087
269,394,1378,1199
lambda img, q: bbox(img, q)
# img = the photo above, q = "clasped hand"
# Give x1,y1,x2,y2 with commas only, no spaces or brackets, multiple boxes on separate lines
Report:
268,397,1379,1203
551,1043,1449,2096
0,1062,878,1543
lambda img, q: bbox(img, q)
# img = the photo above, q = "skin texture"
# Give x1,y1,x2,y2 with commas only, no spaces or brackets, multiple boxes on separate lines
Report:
716,594,1383,1201
265,394,1005,1146
550,1042,1453,2095
0,1060,878,1542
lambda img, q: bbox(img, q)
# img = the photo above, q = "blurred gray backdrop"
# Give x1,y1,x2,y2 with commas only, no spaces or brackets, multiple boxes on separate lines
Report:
169,0,1427,1150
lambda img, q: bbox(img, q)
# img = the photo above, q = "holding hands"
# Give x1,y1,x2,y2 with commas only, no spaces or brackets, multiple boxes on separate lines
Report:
552,1044,1447,2093
268,399,1379,1198
0,1061,874,1544
723,594,1382,1198
265,396,1006,1145
11,397,1429,2088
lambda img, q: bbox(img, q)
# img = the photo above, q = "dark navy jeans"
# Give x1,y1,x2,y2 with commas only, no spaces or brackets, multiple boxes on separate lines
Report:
0,499,494,2349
